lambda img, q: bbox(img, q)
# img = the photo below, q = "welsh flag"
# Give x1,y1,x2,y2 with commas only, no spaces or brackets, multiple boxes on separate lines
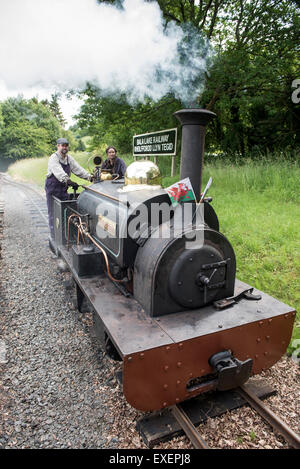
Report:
165,177,196,207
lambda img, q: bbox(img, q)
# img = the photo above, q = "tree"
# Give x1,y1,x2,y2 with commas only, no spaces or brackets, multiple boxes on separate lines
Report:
154,0,227,39
153,0,300,153
42,93,67,128
75,85,181,154
0,97,64,159
200,0,300,153
0,105,4,139
0,121,50,159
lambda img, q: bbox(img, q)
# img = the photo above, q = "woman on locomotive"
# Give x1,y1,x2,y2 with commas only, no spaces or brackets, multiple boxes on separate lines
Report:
45,137,92,239
101,146,127,179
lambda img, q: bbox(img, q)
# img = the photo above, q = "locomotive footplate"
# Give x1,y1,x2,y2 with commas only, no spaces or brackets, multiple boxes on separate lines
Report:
58,245,296,412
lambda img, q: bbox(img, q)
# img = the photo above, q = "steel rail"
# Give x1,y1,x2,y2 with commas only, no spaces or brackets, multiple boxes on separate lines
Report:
25,192,48,225
171,405,210,449
1,176,48,224
238,384,300,449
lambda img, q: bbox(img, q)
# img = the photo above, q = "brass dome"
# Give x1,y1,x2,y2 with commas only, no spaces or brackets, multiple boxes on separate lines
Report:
124,160,162,187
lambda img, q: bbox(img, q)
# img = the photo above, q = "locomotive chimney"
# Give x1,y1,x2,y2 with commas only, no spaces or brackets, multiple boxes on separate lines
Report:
174,109,216,201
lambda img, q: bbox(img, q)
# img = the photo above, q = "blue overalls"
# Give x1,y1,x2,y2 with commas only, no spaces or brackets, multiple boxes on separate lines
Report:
45,156,70,238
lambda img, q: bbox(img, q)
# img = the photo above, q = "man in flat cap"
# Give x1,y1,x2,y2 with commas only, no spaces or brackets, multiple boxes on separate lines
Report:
45,138,92,239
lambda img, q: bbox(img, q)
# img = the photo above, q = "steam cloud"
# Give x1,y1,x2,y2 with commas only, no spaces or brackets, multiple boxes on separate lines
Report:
0,0,210,105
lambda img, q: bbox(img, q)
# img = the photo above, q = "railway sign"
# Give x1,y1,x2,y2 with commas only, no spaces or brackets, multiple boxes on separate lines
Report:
133,128,177,157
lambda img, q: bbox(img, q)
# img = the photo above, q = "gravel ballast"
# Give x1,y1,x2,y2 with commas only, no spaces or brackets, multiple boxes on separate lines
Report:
0,181,120,449
0,178,299,450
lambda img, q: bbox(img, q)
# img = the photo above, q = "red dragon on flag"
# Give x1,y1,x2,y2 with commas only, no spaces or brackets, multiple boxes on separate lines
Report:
165,178,196,207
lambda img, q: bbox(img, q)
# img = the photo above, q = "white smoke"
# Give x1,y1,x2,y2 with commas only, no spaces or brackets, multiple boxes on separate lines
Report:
0,0,209,105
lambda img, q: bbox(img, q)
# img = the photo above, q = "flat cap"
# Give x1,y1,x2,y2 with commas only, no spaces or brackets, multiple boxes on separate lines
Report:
57,137,69,145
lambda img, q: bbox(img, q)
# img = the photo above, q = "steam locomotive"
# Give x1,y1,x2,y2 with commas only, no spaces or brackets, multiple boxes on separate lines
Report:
49,109,296,412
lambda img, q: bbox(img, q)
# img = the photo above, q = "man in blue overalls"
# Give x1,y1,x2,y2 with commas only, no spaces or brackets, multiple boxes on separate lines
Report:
45,138,92,239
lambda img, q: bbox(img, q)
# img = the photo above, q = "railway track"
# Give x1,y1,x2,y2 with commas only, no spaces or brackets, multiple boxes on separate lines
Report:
171,404,210,449
171,384,300,449
0,174,49,243
237,385,300,449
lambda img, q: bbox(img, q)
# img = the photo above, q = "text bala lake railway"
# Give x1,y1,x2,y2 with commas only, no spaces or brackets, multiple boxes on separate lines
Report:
133,128,177,156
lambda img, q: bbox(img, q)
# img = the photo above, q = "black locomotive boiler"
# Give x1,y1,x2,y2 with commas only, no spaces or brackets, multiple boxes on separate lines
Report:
50,109,296,412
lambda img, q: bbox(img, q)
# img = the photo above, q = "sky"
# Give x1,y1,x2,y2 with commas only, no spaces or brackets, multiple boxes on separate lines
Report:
0,0,209,128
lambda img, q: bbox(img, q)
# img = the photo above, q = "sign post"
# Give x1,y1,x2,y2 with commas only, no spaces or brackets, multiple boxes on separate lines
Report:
133,128,177,176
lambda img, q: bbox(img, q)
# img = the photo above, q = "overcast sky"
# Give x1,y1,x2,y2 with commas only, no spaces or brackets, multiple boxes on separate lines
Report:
0,0,207,127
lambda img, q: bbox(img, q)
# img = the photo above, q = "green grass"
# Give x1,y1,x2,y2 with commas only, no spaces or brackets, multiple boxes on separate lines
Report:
7,154,300,353
200,160,300,354
8,155,50,189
